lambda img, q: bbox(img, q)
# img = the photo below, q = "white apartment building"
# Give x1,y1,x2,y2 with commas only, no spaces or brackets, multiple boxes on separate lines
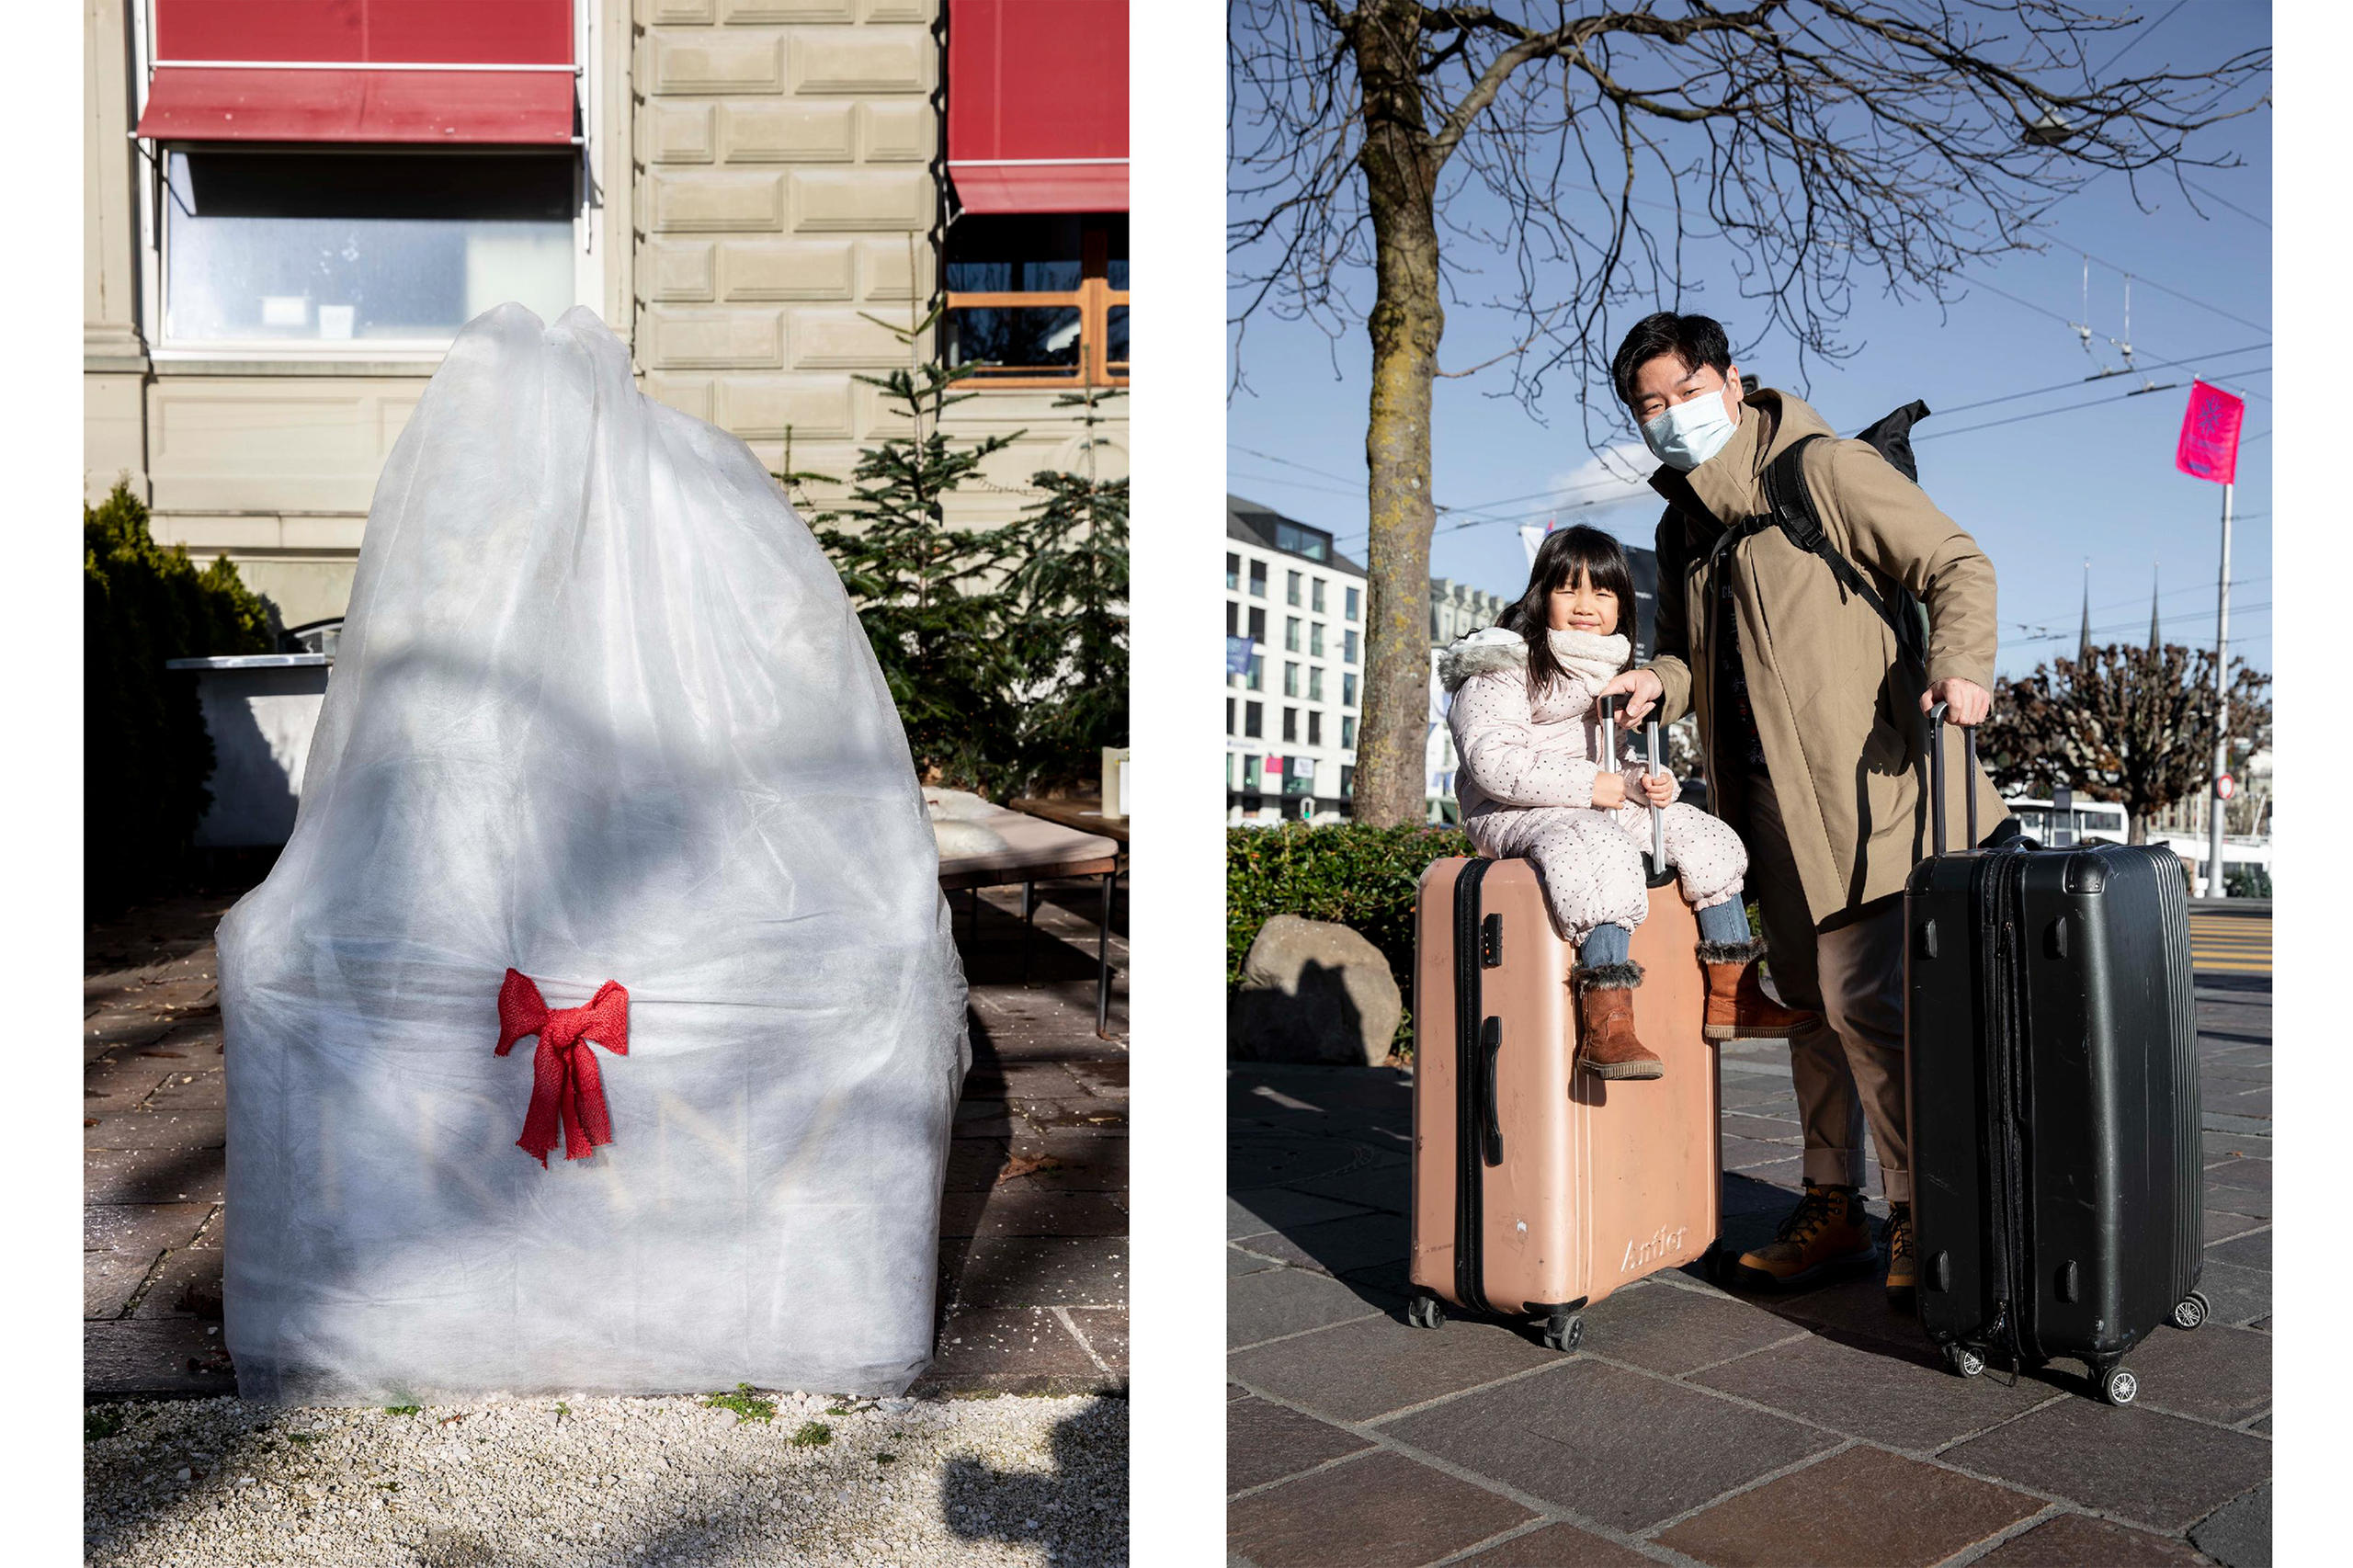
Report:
1226,496,1367,824
1225,498,1528,826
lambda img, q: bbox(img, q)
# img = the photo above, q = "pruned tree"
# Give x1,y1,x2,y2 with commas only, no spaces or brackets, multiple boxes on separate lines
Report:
1979,642,2270,845
1231,1,2267,825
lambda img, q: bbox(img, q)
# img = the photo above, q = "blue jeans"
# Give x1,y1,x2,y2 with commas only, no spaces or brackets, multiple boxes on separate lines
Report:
1578,897,1749,968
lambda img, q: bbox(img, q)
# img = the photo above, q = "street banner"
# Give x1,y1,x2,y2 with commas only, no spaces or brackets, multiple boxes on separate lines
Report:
1225,634,1255,675
1519,518,1555,568
2175,380,2245,485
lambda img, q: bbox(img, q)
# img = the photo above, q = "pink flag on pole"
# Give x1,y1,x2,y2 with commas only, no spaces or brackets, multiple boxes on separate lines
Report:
2175,380,2245,484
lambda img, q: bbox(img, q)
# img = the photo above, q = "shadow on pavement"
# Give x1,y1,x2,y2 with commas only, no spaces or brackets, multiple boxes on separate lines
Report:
940,1398,1129,1566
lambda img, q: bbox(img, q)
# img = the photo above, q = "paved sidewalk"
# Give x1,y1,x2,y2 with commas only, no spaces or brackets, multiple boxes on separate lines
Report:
85,869,1128,1403
1228,972,2270,1567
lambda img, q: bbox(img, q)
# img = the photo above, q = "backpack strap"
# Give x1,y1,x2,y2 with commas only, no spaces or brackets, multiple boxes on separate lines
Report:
1760,434,1922,662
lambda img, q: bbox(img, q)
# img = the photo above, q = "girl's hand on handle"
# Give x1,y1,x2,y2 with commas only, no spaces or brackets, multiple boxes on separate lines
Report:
1599,667,1664,727
1639,770,1677,809
1591,772,1628,811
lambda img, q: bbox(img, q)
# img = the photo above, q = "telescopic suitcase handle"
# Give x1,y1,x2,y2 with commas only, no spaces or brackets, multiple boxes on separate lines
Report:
1597,693,1669,874
1926,699,1980,858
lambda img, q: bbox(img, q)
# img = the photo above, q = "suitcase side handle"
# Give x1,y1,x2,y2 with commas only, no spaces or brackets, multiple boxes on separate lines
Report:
1926,700,1981,857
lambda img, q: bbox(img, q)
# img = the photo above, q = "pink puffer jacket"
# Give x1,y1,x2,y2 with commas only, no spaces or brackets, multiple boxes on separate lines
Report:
1440,627,1640,825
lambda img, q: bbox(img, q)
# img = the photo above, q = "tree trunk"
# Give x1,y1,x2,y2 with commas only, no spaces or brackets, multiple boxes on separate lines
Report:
1349,3,1445,828
2126,812,2145,846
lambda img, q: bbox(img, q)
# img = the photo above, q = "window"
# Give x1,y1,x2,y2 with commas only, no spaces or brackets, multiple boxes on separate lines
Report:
1308,667,1324,702
159,149,577,347
1225,698,1234,736
1347,585,1360,620
1249,561,1267,597
1283,708,1298,743
1283,662,1299,698
1345,630,1359,665
1287,570,1302,607
1283,761,1313,796
1343,673,1358,708
1246,654,1264,691
1341,715,1356,749
1273,520,1329,562
1285,618,1301,653
1245,701,1263,738
1225,600,1238,637
1312,578,1326,613
1308,711,1323,746
1248,606,1267,642
1310,622,1324,658
1244,755,1262,791
1340,764,1355,799
1226,552,1240,590
943,213,1128,385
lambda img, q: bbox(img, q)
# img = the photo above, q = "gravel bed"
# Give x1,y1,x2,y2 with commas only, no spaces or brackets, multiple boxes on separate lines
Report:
85,1389,1126,1567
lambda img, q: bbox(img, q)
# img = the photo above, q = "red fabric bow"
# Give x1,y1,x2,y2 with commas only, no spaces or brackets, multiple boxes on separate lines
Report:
494,969,631,1167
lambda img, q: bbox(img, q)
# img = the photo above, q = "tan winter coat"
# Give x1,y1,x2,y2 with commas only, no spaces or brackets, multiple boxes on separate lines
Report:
1643,389,2007,928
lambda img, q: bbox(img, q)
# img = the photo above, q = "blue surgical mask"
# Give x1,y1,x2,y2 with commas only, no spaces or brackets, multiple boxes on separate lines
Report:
1641,389,1739,472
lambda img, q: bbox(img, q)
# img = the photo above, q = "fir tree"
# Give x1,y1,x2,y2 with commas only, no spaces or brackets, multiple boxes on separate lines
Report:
1002,387,1130,791
797,306,1028,791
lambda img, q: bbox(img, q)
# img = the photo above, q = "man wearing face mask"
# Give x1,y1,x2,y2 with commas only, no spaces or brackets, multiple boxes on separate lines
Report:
1597,312,2006,1308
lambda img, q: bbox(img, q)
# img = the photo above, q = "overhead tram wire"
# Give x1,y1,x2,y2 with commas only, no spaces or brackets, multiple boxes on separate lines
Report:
1326,340,2270,545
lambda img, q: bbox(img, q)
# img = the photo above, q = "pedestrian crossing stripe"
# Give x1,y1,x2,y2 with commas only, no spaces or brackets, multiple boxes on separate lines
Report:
2189,911,2271,973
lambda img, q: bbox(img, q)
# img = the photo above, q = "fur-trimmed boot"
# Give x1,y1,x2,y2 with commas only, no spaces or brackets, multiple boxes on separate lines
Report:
1574,961,1664,1080
1699,936,1819,1041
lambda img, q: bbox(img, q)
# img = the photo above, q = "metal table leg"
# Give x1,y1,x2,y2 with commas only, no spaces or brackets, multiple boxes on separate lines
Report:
1097,869,1116,1039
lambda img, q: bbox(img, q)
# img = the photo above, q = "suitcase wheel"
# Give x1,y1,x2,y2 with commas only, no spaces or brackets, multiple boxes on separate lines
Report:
1942,1344,1986,1380
2097,1363,2140,1407
1407,1290,1445,1331
1540,1312,1584,1354
2171,1290,2211,1332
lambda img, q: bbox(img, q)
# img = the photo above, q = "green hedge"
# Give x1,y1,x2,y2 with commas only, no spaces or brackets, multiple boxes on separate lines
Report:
85,481,274,915
1228,824,1472,1051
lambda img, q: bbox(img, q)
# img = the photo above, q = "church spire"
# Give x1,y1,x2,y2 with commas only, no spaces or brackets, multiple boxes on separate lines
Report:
2078,562,2091,667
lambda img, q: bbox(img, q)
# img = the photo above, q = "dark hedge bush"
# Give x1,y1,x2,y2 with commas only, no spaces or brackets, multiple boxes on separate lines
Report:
1227,824,1472,1051
85,480,274,915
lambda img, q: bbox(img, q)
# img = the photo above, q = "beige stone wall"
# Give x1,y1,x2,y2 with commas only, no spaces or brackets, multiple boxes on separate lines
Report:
637,0,1126,529
85,0,1125,630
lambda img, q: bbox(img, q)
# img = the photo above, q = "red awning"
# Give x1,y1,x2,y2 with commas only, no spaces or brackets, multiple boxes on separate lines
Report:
947,0,1129,214
135,0,574,144
136,69,574,144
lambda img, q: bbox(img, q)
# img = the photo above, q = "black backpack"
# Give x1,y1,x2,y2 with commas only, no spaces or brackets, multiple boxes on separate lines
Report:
1660,400,1936,670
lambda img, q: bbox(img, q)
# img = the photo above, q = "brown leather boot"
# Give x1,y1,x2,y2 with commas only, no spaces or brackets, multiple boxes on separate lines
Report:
1574,961,1664,1080
1699,937,1819,1041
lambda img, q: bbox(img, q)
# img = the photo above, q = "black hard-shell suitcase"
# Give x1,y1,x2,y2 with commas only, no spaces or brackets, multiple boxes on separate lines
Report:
1904,705,2208,1406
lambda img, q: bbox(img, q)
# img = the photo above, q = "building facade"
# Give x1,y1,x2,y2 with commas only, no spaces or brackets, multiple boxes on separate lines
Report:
85,0,1129,631
1225,496,1366,824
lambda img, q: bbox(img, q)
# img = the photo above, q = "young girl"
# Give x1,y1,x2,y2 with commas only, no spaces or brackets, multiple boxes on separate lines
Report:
1440,526,1813,1080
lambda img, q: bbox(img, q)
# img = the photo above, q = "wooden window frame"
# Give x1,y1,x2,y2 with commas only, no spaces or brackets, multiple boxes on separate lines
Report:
944,219,1129,390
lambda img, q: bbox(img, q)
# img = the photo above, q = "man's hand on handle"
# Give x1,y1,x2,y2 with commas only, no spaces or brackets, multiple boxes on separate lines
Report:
1921,676,1992,727
1599,667,1665,728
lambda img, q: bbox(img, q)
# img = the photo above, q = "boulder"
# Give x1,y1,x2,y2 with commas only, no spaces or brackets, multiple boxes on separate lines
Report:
1229,915,1403,1066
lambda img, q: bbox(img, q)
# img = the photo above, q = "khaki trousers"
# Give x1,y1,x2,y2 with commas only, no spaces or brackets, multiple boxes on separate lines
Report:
1742,771,1911,1203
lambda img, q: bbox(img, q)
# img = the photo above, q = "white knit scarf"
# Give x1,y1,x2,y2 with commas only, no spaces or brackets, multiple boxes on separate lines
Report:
1546,626,1631,690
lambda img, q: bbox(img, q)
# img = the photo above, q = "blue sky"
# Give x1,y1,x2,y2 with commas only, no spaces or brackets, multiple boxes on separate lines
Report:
1226,3,2272,678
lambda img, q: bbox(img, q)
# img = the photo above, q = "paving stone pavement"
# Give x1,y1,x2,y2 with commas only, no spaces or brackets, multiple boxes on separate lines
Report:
85,868,1128,1403
1228,971,2270,1568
